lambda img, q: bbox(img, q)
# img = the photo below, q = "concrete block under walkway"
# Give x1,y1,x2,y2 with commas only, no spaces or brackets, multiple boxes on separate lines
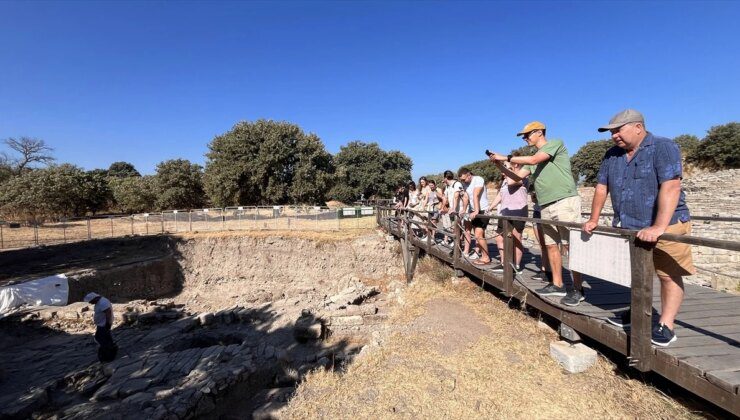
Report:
549,340,597,373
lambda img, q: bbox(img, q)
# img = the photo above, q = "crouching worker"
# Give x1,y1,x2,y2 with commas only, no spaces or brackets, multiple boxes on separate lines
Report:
84,292,118,362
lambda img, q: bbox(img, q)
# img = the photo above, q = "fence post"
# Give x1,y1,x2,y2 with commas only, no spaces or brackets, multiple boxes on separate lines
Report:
145,215,149,235
63,219,66,243
503,218,514,296
453,214,461,269
174,211,178,232
130,215,134,235
189,211,193,232
628,237,655,372
87,218,91,240
0,223,3,249
426,213,433,249
110,216,114,237
161,213,164,233
222,209,225,231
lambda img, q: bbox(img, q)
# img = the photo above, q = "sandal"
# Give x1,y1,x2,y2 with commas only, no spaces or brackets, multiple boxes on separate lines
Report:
471,259,492,266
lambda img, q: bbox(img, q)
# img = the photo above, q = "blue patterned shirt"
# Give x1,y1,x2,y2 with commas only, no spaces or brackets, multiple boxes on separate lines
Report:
596,133,691,230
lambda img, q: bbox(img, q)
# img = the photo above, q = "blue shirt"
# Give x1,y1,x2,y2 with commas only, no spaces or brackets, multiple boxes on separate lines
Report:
596,133,691,230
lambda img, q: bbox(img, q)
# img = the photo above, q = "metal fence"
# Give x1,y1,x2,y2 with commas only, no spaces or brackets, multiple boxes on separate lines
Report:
0,205,377,251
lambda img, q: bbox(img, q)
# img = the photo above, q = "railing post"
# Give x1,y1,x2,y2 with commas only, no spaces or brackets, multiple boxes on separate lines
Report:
453,214,461,268
503,218,514,296
1,223,4,249
629,237,655,372
161,213,164,233
110,216,114,237
426,212,432,249
189,211,193,232
86,218,91,240
222,209,226,231
174,211,178,232
34,223,39,246
130,215,134,235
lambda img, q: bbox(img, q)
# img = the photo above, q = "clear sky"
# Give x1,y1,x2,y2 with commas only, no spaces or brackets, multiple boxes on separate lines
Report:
1,1,738,179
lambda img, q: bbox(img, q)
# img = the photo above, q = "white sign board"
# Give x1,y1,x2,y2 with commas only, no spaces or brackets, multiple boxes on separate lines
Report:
342,208,356,216
569,229,632,287
361,207,374,215
237,206,244,211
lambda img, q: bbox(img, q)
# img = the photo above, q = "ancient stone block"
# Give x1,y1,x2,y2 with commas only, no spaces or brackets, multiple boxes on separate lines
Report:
330,315,364,326
549,341,597,373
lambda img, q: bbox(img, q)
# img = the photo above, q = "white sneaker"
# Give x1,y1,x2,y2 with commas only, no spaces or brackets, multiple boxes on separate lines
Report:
467,251,479,260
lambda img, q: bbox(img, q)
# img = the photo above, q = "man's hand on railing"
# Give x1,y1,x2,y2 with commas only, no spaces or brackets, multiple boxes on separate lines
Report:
637,225,666,243
470,210,479,220
583,219,599,234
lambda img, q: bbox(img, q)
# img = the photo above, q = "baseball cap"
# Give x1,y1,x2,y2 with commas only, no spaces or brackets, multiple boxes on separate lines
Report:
598,109,645,132
516,121,546,137
83,292,100,303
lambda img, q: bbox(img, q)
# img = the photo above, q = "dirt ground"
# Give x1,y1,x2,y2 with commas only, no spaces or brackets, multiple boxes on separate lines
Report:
284,258,705,419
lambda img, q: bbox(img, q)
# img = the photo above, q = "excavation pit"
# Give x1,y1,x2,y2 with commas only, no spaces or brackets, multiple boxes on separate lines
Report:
0,231,403,419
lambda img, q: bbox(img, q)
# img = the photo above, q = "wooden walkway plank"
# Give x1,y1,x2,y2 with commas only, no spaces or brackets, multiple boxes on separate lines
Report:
706,370,740,395
678,354,740,378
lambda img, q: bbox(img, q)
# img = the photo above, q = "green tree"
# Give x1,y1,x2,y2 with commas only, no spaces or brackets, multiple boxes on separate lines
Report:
110,176,158,214
204,120,335,206
288,134,335,204
460,159,501,183
108,161,141,178
82,169,113,215
330,141,412,202
686,122,740,169
570,139,612,186
673,134,700,157
0,164,88,221
154,159,207,210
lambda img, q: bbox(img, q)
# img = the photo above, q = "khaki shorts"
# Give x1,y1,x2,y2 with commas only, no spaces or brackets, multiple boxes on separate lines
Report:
539,195,581,246
654,220,696,277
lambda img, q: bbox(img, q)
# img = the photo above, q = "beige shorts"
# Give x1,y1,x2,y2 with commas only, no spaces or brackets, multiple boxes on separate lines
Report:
539,195,581,246
654,220,695,277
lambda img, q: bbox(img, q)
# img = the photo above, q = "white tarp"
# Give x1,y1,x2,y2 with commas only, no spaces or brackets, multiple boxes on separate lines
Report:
0,274,69,316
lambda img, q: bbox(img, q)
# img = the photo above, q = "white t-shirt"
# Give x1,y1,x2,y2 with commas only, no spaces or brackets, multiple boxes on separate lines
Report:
407,190,419,207
94,297,112,327
464,175,489,212
445,180,464,212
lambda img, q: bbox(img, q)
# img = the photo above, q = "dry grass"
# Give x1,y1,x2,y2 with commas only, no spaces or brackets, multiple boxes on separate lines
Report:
283,269,702,419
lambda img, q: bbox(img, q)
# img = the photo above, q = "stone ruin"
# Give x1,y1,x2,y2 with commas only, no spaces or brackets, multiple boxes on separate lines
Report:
0,233,404,419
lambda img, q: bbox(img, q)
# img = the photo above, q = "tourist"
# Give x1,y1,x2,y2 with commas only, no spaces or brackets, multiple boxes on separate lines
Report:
394,183,408,215
584,109,695,347
489,121,584,306
458,167,491,265
440,170,465,245
406,181,419,210
488,158,528,274
84,292,118,362
422,179,445,241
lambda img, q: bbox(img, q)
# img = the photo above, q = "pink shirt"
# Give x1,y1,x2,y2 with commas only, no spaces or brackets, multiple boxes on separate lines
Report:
499,179,529,216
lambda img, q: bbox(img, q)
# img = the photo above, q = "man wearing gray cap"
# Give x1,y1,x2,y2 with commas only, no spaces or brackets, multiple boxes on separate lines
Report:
583,109,695,347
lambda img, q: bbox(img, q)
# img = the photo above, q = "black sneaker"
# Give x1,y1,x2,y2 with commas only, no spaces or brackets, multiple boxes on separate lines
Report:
606,310,631,328
535,283,566,297
532,271,547,281
561,289,586,307
491,264,504,273
651,323,677,347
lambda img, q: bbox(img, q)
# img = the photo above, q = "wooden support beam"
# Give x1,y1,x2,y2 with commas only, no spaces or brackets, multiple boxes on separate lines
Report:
629,238,655,372
503,219,514,297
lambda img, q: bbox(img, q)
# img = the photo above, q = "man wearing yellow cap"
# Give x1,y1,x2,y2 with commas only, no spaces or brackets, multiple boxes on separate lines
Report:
489,122,584,306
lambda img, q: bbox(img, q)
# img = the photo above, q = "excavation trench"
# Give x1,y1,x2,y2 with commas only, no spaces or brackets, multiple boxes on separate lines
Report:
0,232,404,419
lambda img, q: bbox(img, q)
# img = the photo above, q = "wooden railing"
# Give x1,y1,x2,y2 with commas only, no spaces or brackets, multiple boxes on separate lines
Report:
375,205,740,372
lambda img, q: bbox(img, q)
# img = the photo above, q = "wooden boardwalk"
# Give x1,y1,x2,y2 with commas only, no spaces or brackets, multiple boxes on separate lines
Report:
382,215,740,415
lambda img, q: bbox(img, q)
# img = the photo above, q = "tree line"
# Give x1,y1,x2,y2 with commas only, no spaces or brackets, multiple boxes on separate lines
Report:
0,120,412,222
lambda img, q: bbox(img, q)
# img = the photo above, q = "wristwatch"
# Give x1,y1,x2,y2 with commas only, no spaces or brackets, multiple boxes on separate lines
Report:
507,154,513,162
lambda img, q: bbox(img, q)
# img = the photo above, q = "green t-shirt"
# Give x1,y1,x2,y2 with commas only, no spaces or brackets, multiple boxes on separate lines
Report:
524,139,578,206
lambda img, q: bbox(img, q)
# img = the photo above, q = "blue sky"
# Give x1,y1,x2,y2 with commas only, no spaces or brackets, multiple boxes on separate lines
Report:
1,1,738,179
